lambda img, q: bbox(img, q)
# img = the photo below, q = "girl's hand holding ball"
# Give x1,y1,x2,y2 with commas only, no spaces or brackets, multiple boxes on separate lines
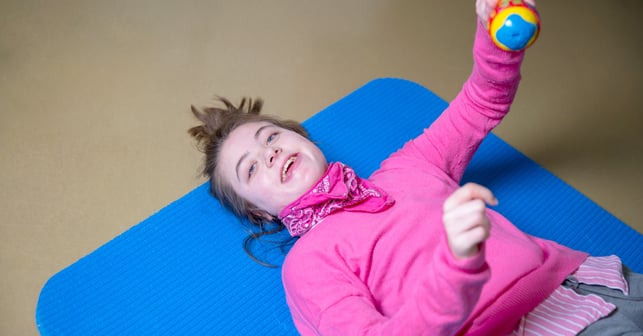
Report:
477,0,540,51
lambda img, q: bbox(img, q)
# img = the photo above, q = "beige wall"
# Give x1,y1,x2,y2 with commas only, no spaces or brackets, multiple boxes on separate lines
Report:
1,1,641,334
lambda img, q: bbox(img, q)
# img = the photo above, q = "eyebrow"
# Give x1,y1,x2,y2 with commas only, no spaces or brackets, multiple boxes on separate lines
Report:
254,124,272,141
235,124,273,182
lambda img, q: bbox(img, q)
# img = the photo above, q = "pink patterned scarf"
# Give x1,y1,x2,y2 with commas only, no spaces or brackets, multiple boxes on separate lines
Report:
278,162,394,237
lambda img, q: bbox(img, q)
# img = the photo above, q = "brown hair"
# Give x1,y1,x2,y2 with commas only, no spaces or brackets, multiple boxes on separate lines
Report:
188,96,308,266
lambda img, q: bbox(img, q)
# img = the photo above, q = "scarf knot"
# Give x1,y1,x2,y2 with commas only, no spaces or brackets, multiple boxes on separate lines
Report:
278,162,394,237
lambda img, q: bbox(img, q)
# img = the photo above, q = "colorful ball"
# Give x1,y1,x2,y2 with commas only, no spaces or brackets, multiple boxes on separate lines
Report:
489,2,540,51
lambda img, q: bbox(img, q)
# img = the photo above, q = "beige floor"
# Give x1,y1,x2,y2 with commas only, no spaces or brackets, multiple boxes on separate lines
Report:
1,1,642,335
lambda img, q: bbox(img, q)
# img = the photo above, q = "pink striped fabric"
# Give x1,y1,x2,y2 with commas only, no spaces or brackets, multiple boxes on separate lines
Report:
574,255,628,295
513,256,626,336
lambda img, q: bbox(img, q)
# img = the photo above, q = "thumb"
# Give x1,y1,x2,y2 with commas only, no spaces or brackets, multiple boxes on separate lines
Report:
444,183,498,212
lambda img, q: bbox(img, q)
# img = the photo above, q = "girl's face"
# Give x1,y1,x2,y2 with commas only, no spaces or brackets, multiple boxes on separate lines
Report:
219,121,328,216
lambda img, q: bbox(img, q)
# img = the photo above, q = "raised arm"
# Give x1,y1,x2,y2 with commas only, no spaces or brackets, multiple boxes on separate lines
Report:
406,6,528,183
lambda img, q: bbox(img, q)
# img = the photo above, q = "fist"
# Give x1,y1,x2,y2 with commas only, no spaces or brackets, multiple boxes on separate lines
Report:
443,183,498,259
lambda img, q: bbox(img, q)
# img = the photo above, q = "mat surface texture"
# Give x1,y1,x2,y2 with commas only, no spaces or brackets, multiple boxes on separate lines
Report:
36,78,643,335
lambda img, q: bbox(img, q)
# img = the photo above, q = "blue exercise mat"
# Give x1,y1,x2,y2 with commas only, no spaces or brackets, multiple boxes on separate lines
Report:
36,78,643,335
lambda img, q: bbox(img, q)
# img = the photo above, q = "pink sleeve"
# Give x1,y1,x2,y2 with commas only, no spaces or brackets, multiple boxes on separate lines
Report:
282,240,489,335
406,21,525,183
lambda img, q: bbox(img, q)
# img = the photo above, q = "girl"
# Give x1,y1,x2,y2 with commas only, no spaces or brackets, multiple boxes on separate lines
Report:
189,1,643,334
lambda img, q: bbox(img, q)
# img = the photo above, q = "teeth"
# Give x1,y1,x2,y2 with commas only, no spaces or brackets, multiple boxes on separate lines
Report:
282,157,296,182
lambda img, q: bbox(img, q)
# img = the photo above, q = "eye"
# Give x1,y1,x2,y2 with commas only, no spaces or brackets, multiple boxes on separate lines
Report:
266,132,279,144
248,162,257,179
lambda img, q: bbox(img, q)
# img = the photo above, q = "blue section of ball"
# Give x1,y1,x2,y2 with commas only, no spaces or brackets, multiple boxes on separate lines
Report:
496,14,537,50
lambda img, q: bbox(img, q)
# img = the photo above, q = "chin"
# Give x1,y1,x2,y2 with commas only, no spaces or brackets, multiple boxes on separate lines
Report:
294,172,322,194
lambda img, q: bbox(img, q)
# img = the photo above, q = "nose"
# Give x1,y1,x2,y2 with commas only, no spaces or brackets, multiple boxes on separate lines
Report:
265,147,282,167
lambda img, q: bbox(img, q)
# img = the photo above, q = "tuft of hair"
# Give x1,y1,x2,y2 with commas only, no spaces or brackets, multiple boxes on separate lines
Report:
188,97,262,153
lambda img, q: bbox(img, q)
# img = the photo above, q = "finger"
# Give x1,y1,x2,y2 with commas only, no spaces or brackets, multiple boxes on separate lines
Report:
447,216,490,258
444,203,490,237
454,223,490,247
476,0,493,22
451,225,490,258
443,199,487,228
443,183,498,212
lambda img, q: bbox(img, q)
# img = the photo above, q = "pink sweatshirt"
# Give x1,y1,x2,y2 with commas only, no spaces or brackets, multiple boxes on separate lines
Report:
282,22,588,335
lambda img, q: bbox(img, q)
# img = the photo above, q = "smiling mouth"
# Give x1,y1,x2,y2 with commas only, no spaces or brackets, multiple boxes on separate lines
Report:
281,156,297,182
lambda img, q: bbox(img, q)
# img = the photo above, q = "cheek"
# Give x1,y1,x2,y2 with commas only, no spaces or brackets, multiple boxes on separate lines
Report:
244,178,279,210
312,149,328,176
